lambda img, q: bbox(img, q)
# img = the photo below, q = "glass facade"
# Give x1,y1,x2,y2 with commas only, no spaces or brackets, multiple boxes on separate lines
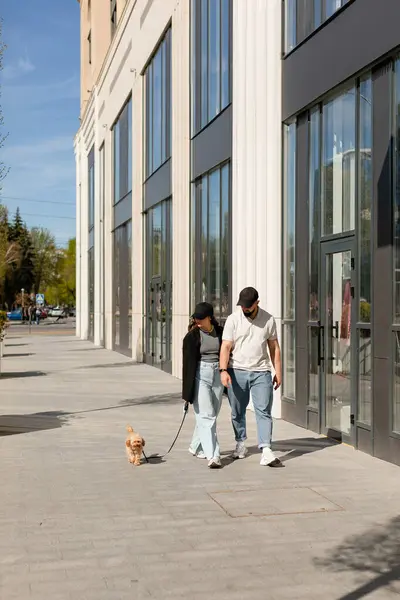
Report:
144,29,171,177
191,162,230,319
393,59,400,434
112,98,132,355
283,122,296,401
191,0,231,134
285,0,349,53
145,200,172,370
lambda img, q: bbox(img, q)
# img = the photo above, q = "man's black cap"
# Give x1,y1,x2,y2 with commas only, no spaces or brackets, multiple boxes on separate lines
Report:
237,287,259,309
192,302,214,320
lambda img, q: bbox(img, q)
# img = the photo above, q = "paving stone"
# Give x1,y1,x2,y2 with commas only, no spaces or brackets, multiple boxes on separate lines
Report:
1,333,400,599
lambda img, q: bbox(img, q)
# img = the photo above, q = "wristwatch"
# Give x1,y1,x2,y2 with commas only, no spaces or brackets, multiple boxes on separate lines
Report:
219,368,228,373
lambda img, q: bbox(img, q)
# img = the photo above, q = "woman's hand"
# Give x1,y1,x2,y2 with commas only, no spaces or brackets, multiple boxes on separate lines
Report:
220,370,232,388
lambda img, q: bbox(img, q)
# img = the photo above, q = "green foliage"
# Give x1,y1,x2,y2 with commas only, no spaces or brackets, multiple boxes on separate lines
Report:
360,301,371,324
0,309,8,341
44,238,76,306
3,209,35,306
30,227,57,293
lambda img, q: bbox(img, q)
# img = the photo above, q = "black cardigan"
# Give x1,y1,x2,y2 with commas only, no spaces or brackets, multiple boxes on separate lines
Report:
182,325,224,403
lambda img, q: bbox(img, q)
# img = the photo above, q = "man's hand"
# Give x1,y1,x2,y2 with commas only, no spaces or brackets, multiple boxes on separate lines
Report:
220,370,232,388
273,374,281,390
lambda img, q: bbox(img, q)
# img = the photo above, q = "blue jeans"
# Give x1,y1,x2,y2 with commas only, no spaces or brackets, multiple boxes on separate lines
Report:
227,369,274,449
189,362,224,460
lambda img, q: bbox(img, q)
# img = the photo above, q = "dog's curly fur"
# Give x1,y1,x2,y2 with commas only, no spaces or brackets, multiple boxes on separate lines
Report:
125,425,145,466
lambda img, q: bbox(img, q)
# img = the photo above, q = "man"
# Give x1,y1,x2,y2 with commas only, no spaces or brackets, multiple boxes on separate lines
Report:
219,287,283,467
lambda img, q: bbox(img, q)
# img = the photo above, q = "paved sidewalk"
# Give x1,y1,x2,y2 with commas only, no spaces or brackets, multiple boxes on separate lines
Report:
1,333,400,600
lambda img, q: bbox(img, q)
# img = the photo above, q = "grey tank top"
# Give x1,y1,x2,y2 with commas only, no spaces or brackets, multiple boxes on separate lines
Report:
199,328,220,363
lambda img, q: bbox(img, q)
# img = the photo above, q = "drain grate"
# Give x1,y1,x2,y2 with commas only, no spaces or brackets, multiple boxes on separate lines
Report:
208,487,343,518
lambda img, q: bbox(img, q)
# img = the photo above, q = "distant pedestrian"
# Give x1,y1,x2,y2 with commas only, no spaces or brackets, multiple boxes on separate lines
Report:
35,307,41,326
219,287,283,467
182,302,224,469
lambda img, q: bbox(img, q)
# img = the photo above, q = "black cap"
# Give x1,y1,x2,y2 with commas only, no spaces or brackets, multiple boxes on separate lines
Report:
192,302,214,320
237,287,259,309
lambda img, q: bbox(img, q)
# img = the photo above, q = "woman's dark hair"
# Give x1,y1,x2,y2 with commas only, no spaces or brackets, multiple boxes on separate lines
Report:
187,314,220,332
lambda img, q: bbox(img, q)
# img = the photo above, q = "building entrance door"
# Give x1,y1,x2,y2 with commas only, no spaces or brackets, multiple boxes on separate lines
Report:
319,239,356,446
144,200,172,373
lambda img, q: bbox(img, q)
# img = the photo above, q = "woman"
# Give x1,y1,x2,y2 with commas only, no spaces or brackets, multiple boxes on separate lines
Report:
182,302,224,468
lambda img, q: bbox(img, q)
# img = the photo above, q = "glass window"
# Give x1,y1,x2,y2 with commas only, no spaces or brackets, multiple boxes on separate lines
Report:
394,60,400,322
192,0,231,134
394,333,400,434
145,30,171,178
113,221,132,353
113,98,132,205
283,122,296,321
309,109,320,321
191,162,231,319
283,122,296,401
88,146,95,230
285,0,347,54
358,77,372,322
322,88,356,236
88,247,94,340
358,329,372,425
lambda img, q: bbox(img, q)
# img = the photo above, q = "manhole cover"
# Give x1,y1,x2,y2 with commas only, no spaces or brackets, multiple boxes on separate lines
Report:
209,487,343,518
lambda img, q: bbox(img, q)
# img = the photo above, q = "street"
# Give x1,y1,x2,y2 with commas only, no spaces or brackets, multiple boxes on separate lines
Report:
0,332,400,599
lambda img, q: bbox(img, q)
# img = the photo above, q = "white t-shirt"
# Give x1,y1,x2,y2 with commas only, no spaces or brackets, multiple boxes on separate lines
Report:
222,307,277,372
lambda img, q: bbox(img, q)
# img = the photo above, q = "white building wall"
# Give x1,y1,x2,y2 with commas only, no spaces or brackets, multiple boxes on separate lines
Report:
76,0,283,397
232,0,282,417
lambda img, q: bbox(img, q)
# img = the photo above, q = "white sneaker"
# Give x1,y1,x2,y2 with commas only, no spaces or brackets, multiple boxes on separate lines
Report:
232,442,248,459
189,448,206,459
260,447,283,467
208,457,222,469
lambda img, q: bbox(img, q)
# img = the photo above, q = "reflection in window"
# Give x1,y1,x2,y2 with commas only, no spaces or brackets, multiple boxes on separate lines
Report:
394,333,400,434
145,200,173,366
322,88,356,236
358,77,372,322
285,0,348,53
309,109,320,321
113,221,132,353
88,247,94,340
145,29,171,177
88,146,95,230
192,0,231,134
358,329,372,425
283,122,296,401
394,60,400,322
284,122,296,321
113,98,132,204
308,327,319,408
191,162,231,319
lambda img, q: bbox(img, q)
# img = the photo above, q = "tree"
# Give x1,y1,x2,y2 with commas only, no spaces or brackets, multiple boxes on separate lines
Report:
0,205,20,305
44,238,76,306
3,209,35,306
30,227,57,294
0,19,8,189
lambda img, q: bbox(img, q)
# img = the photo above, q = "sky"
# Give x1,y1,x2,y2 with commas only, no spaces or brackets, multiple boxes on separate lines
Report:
0,1,80,247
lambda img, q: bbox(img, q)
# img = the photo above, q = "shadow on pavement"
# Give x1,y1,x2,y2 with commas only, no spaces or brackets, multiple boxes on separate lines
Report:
0,411,71,436
3,353,34,358
4,343,28,347
314,515,400,600
219,437,337,467
0,371,46,380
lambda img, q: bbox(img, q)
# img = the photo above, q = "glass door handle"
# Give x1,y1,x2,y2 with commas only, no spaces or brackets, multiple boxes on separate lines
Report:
317,321,325,367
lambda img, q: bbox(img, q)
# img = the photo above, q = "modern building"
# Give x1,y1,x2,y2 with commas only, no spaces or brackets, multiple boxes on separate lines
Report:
75,0,400,466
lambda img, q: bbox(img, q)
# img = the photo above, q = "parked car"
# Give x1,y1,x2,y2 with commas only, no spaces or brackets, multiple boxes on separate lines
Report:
69,307,76,317
48,307,66,318
7,309,22,321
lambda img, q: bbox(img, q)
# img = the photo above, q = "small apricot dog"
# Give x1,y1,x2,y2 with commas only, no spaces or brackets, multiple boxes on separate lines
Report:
125,425,145,466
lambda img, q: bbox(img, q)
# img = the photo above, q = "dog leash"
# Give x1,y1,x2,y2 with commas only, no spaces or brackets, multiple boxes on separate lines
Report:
142,401,189,463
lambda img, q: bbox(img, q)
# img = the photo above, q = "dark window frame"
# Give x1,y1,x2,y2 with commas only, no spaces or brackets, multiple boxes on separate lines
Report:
190,160,231,321
111,0,117,38
144,28,172,180
191,0,232,136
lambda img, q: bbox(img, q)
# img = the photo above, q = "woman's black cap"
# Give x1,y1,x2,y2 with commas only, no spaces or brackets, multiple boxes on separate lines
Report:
192,302,214,320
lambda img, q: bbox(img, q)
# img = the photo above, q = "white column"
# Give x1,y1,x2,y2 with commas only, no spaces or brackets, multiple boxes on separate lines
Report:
171,0,190,379
232,0,282,417
103,126,114,350
80,145,90,340
131,72,143,361
94,87,102,346
74,133,82,339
